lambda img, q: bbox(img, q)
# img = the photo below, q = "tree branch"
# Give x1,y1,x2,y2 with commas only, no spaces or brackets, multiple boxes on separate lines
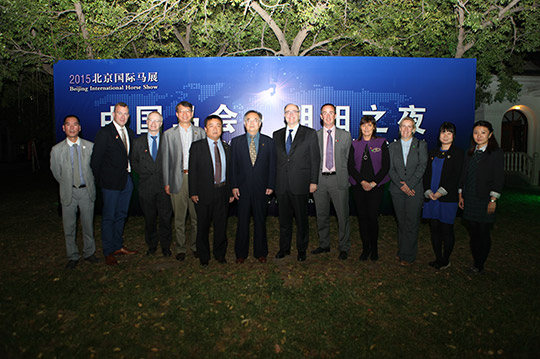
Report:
73,1,94,59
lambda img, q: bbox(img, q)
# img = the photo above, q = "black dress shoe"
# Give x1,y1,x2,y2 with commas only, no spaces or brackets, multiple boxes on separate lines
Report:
217,257,227,264
146,249,157,256
176,253,186,261
297,252,307,262
359,252,369,261
311,247,330,254
200,260,209,267
162,248,172,257
65,259,78,269
275,250,290,259
370,253,379,261
338,251,348,260
84,254,100,263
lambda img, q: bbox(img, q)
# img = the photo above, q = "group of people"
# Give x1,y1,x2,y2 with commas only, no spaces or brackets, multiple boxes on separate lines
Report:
50,101,504,274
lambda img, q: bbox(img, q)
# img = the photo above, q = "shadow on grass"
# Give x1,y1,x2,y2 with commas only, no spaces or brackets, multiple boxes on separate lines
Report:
1,167,539,358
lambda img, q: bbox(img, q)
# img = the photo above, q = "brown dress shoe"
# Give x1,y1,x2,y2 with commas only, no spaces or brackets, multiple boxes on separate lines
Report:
235,258,245,264
113,247,138,255
105,255,118,266
257,257,267,263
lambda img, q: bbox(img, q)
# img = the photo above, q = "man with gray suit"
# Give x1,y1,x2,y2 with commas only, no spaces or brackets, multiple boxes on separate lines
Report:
131,111,173,257
388,117,428,266
312,104,352,260
50,115,99,269
162,101,206,261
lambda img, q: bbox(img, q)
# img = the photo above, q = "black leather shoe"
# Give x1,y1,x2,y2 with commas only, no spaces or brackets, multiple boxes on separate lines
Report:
359,252,369,261
311,247,330,254
146,249,157,256
338,251,348,260
370,253,379,261
217,257,227,264
162,248,172,257
65,259,78,269
200,260,209,267
297,252,307,262
84,254,100,263
176,253,186,261
275,250,290,259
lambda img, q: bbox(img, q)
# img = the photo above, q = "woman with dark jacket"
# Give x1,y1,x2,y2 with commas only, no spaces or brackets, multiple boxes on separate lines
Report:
459,120,504,274
348,115,390,261
422,122,464,270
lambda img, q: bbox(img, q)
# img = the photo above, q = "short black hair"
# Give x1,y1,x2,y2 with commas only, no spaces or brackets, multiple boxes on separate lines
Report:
63,114,80,124
204,114,222,127
176,101,193,112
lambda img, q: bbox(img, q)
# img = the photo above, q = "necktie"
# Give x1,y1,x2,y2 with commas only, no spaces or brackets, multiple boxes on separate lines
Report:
73,144,81,187
151,135,158,161
214,141,222,184
326,129,334,170
121,128,128,155
286,129,293,155
249,135,257,166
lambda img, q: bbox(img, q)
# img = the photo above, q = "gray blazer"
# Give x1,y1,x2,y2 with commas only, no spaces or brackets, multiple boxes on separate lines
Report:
161,124,206,194
317,127,351,190
388,137,428,195
50,138,96,206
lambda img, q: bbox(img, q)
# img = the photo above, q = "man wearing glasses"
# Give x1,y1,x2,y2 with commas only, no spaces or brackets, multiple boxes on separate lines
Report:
230,110,276,264
131,111,173,257
162,101,206,261
273,104,320,262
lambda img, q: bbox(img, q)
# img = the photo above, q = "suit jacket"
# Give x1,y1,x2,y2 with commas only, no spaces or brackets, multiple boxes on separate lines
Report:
131,134,166,196
90,122,135,190
188,138,231,205
50,138,96,206
317,127,351,190
423,144,464,203
388,137,428,195
273,125,320,195
230,133,276,199
162,124,206,194
459,148,504,200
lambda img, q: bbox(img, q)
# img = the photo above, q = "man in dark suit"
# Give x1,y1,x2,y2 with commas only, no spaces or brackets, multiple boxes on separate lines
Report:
91,102,138,266
273,103,320,262
230,110,276,263
131,111,173,257
312,104,352,260
50,115,99,269
189,115,233,266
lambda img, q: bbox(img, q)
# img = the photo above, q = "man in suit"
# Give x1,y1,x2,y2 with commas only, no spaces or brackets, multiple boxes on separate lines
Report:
189,115,233,266
131,111,173,257
91,102,138,266
273,103,320,262
50,115,99,269
312,104,352,260
162,101,206,261
230,110,276,263
388,117,428,266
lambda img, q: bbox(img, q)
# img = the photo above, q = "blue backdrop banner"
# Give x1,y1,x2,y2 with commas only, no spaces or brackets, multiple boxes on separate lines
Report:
54,56,476,149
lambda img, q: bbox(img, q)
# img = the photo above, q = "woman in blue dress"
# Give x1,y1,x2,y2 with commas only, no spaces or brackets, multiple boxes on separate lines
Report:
422,122,464,270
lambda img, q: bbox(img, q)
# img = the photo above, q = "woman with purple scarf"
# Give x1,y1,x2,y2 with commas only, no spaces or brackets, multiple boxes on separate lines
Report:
348,115,390,261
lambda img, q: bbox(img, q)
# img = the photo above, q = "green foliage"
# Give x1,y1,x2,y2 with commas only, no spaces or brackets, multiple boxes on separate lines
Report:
1,0,539,106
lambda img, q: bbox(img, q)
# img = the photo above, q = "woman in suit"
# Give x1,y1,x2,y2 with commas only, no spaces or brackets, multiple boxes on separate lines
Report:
459,121,504,274
348,115,390,261
388,117,427,266
422,122,464,270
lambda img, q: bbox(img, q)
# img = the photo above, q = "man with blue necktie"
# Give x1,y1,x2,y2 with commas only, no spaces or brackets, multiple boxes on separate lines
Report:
50,115,99,269
131,111,173,257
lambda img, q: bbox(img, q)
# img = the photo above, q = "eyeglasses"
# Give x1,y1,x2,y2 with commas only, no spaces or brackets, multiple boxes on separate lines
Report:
284,110,299,115
245,118,261,124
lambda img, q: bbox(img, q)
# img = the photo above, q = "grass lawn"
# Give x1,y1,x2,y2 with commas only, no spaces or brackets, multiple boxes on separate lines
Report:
1,166,539,358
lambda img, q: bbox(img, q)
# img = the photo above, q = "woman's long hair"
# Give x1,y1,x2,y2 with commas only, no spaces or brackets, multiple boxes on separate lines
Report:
467,120,500,155
357,115,378,140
